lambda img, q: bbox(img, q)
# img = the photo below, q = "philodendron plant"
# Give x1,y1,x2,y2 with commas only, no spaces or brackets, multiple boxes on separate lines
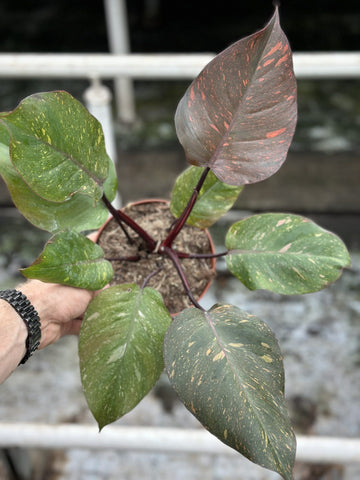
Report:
0,7,350,480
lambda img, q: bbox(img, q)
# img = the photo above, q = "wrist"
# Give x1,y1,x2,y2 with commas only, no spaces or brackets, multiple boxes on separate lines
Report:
0,301,27,383
18,281,59,349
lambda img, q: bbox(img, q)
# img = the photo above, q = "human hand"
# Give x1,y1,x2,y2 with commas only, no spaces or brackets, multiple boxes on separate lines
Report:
19,280,96,349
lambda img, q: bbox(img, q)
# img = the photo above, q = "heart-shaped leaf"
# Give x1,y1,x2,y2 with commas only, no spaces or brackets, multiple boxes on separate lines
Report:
79,284,172,429
0,142,113,232
164,304,295,480
0,91,114,203
225,213,351,294
175,7,297,186
21,230,113,290
170,166,243,228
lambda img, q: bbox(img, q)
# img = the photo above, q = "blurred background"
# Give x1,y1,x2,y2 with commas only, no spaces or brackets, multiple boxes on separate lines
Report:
0,1,360,479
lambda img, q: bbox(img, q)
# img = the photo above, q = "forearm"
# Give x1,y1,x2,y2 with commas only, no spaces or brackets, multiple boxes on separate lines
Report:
0,300,28,383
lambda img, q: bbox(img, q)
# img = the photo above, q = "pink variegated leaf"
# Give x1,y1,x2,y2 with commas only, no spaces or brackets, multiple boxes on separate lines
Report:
175,7,297,186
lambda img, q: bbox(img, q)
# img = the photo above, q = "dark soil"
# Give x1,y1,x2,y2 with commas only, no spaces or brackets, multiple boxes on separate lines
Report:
97,201,215,314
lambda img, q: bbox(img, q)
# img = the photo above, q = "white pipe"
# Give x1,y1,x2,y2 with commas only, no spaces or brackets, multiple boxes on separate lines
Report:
0,424,359,464
0,53,359,79
103,0,136,123
0,54,214,79
83,78,117,162
83,78,122,209
293,52,360,79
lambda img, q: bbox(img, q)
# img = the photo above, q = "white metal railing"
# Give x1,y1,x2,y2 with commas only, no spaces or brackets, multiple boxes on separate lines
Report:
0,52,359,79
0,423,360,465
2,51,359,185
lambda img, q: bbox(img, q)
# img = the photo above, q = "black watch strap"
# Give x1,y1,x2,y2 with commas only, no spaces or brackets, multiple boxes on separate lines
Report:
0,289,41,365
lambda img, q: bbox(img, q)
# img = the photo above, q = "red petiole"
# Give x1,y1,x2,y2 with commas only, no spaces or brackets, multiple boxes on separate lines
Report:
102,167,212,309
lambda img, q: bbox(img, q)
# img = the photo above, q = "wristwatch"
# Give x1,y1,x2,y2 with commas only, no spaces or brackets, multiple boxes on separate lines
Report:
0,289,41,365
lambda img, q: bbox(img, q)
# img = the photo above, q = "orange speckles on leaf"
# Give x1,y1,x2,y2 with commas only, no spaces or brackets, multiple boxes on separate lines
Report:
275,54,290,67
263,58,275,67
210,124,221,134
264,41,283,58
266,128,286,138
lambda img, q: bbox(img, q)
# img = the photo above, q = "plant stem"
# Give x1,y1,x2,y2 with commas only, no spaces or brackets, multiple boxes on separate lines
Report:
161,167,210,249
102,194,157,252
176,250,228,259
106,255,141,262
141,266,163,289
163,246,205,311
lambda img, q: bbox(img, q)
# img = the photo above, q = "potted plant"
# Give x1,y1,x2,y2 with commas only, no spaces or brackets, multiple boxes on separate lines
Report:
0,7,350,480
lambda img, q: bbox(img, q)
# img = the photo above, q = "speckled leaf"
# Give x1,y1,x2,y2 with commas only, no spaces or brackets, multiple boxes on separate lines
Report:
0,142,113,232
164,304,295,480
21,230,113,290
170,166,243,228
175,7,297,186
225,213,350,294
0,91,115,203
79,284,172,430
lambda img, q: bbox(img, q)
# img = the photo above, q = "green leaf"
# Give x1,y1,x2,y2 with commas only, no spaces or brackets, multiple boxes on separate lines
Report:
164,304,295,480
0,90,115,203
0,121,9,145
102,155,118,203
170,166,243,228
175,7,297,186
21,230,113,290
79,284,172,429
225,213,351,294
0,142,111,232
